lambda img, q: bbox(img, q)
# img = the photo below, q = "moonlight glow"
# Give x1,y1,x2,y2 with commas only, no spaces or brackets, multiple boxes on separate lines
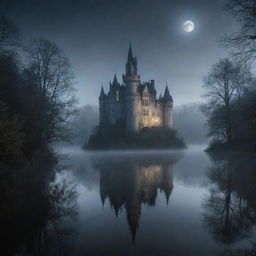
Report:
184,20,194,32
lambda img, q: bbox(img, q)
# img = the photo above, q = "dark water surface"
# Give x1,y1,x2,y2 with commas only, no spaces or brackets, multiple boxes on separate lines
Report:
2,146,256,256
57,146,256,256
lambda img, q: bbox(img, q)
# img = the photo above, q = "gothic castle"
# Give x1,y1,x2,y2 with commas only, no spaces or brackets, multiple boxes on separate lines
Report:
99,44,173,132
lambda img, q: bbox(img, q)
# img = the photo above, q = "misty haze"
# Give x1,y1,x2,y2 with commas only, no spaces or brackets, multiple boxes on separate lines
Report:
1,0,256,256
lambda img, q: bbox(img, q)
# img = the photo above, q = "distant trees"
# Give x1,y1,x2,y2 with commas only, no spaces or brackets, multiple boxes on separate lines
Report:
67,105,99,146
173,103,208,144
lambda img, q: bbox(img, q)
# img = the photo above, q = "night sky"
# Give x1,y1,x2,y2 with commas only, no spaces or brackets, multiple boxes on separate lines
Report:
1,0,237,106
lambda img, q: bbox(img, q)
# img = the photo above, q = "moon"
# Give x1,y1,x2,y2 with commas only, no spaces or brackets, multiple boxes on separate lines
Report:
184,20,194,32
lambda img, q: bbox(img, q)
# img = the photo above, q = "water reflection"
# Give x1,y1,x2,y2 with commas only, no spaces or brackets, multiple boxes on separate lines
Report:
203,153,256,252
9,147,255,255
0,151,78,256
91,153,181,242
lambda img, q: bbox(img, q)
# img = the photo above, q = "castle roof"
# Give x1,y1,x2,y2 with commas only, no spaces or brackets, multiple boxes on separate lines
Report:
162,85,173,103
113,74,118,85
99,86,106,99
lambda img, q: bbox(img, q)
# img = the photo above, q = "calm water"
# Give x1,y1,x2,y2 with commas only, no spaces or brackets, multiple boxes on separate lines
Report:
56,146,256,256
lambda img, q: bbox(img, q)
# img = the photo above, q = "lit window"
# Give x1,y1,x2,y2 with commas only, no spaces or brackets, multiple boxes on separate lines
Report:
116,91,119,102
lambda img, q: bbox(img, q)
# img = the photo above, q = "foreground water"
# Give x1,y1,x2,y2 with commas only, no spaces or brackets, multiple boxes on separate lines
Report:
55,145,256,256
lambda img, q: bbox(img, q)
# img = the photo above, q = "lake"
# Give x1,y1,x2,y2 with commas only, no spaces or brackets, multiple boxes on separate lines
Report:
55,145,256,256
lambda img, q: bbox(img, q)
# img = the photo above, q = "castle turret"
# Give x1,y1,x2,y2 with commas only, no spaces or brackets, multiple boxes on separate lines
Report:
99,86,106,127
162,84,173,128
123,43,140,132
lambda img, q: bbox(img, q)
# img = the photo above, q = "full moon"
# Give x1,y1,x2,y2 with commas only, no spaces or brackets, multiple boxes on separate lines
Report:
184,20,194,32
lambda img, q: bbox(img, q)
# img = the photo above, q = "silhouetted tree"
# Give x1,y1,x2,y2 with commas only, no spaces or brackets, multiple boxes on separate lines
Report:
24,39,77,143
202,58,253,147
222,0,256,65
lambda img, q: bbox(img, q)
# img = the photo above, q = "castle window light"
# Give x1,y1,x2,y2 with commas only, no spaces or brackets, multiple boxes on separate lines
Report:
116,90,119,102
143,109,148,116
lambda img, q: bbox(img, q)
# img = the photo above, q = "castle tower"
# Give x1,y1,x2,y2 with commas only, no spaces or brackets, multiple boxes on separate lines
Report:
162,85,173,128
123,43,140,132
99,85,106,128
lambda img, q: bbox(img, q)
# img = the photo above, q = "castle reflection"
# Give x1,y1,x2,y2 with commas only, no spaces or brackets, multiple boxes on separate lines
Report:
91,153,181,242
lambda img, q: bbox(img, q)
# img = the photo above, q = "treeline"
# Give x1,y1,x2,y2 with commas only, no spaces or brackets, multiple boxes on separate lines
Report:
0,13,78,255
202,0,256,152
0,13,77,167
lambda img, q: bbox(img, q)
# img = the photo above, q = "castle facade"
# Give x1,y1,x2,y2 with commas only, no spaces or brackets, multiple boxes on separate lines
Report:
99,44,173,132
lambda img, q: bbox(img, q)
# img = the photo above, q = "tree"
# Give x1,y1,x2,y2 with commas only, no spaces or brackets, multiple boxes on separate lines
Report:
24,39,77,142
222,0,256,65
202,58,252,145
0,13,19,52
0,101,24,167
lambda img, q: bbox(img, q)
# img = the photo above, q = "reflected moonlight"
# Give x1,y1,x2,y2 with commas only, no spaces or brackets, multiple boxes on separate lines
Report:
184,20,194,32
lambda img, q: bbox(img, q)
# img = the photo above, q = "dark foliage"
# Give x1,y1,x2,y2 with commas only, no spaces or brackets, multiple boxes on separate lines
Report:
0,14,78,255
86,123,186,150
202,58,256,152
0,149,78,256
0,14,77,164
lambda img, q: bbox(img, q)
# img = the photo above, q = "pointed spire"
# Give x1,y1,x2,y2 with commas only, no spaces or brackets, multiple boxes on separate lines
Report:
128,41,133,61
163,84,173,103
99,85,105,99
113,74,118,85
164,84,170,97
125,41,138,76
164,187,173,205
114,205,119,217
100,187,106,207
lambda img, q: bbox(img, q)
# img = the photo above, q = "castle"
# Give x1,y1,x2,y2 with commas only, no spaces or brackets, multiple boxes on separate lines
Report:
99,43,173,132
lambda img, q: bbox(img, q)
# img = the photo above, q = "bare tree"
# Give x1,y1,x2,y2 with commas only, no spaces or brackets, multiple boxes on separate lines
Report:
222,0,256,65
24,39,77,142
202,58,252,144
